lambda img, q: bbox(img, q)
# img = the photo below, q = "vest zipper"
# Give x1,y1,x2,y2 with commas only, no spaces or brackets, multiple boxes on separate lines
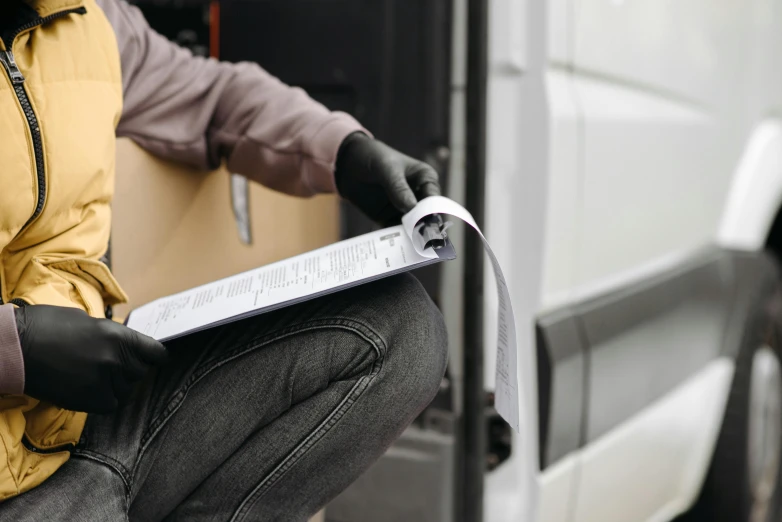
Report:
1,4,88,228
0,7,87,306
0,52,43,307
0,50,44,233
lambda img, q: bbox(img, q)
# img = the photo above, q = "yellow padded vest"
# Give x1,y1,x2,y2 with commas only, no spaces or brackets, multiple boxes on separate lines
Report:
0,0,127,499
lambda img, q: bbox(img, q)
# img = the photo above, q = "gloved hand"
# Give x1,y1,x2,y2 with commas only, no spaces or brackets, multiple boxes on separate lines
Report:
335,132,441,224
15,305,167,413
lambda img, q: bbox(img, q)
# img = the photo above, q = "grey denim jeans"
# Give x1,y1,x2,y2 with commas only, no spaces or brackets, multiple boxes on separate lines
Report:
0,273,448,521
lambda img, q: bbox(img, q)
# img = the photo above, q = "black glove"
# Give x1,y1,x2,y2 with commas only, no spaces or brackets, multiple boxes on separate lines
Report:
335,132,441,224
15,305,167,413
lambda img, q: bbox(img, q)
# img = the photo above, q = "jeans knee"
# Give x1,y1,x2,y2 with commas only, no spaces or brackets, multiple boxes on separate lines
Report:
378,274,449,412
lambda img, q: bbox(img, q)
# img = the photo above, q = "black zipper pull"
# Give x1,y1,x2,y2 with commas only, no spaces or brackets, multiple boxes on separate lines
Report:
0,51,25,84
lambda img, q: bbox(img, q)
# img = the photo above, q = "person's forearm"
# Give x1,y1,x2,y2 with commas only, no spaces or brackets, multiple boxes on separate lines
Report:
0,305,24,395
99,0,369,197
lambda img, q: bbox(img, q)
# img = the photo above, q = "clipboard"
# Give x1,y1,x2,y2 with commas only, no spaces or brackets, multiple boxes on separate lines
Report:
125,215,456,342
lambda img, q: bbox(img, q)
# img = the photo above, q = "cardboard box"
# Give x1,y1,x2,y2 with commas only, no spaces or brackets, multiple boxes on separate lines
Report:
111,138,340,318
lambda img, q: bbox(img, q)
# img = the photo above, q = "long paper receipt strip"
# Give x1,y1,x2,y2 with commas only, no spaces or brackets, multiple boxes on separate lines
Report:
126,196,520,433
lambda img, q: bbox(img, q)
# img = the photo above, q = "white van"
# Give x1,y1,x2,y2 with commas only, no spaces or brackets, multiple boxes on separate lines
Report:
336,0,782,520
477,0,782,521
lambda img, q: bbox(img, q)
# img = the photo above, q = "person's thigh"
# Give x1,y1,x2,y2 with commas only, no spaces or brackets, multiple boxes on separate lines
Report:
155,273,448,521
131,272,447,521
0,273,446,521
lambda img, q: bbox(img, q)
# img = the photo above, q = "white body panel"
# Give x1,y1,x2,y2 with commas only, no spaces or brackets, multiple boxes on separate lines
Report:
571,359,734,522
481,0,782,520
538,456,578,522
571,75,721,289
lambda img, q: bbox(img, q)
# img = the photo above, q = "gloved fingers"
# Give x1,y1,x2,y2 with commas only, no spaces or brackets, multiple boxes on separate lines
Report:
112,370,137,406
120,350,153,381
417,180,441,199
68,396,118,415
380,208,405,227
94,396,120,414
122,328,168,367
379,164,418,214
111,359,148,409
407,164,442,200
71,381,118,414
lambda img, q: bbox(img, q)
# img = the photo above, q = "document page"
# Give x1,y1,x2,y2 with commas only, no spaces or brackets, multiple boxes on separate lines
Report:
402,197,520,432
126,225,451,342
402,196,537,520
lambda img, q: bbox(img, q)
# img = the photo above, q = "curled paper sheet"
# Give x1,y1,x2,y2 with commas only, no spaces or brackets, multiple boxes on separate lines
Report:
402,196,520,432
403,197,538,521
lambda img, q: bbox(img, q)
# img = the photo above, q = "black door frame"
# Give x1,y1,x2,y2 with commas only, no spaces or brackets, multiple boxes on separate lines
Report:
458,0,489,520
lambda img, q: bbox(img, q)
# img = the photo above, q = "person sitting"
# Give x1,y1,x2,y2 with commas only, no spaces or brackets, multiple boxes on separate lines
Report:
0,1,447,520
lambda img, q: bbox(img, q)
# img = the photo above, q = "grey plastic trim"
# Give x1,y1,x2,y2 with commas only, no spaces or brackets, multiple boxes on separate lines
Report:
536,309,586,469
536,248,780,470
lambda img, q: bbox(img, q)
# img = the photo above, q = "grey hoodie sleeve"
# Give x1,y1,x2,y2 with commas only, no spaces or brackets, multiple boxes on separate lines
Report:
0,305,23,395
97,0,367,196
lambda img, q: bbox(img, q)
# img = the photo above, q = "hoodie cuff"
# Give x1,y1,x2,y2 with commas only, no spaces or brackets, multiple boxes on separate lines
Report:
303,112,372,194
0,305,24,395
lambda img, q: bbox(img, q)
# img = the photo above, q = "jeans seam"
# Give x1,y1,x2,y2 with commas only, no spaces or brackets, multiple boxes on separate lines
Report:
71,450,132,509
139,317,383,447
229,330,385,521
131,317,386,487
